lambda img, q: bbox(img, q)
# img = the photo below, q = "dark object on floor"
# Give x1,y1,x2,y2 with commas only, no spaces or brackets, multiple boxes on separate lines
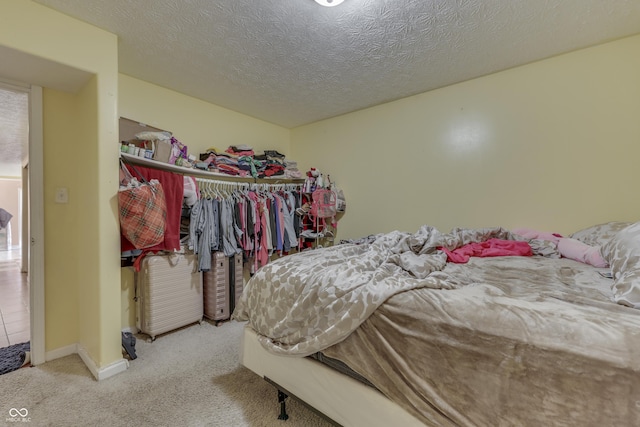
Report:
121,332,137,360
0,341,30,376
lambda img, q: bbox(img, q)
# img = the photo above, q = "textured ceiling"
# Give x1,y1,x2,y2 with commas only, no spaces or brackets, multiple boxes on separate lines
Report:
21,0,640,129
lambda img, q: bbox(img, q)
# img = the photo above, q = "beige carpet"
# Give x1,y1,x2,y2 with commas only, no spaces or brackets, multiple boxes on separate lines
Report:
0,320,334,427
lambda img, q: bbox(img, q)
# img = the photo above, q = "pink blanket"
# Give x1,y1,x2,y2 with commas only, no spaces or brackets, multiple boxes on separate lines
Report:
441,238,532,264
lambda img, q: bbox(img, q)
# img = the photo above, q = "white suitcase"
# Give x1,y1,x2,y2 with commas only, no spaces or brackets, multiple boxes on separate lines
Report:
136,253,203,340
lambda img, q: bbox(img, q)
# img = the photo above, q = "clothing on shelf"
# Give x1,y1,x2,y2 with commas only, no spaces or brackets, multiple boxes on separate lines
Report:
118,155,341,272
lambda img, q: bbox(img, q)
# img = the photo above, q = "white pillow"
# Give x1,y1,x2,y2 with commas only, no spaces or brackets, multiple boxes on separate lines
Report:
601,222,640,309
569,221,631,247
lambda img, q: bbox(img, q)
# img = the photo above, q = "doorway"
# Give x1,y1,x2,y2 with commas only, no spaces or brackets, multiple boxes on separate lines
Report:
0,85,29,356
0,80,44,367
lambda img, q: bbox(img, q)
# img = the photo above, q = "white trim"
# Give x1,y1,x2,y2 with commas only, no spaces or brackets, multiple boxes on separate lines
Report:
46,344,129,381
0,79,45,367
45,344,77,362
0,78,30,92
95,359,129,381
28,85,46,367
21,166,28,272
77,344,129,381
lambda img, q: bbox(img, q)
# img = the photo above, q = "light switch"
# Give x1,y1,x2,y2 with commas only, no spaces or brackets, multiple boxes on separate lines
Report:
55,187,68,204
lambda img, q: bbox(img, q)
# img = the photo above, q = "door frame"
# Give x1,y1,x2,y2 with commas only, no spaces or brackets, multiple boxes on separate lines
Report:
0,80,44,364
28,85,45,366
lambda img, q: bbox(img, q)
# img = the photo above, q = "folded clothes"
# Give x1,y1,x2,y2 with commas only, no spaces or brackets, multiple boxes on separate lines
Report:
264,150,285,159
226,146,254,157
217,163,241,176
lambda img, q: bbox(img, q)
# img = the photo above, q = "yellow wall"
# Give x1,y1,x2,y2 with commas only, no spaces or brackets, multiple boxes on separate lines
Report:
119,74,290,157
118,74,291,330
292,34,640,240
1,0,121,368
42,88,80,349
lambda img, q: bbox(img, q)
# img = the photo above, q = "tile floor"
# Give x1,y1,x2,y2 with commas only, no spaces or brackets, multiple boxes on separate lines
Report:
0,248,29,349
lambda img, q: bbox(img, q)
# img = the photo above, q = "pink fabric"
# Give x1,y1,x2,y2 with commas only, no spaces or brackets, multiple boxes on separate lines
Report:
512,227,608,268
441,238,532,264
259,200,270,267
512,228,563,244
557,238,608,268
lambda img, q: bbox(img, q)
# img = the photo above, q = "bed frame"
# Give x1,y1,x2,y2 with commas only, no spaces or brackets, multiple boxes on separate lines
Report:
240,325,424,426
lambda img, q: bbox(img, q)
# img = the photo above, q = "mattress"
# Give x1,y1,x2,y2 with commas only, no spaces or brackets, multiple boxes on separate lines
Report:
235,225,640,426
321,256,640,426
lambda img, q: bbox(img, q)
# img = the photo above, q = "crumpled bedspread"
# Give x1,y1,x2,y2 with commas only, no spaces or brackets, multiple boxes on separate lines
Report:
235,224,640,426
233,225,551,356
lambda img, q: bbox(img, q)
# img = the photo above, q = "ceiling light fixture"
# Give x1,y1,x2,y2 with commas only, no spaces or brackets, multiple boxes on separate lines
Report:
314,0,345,7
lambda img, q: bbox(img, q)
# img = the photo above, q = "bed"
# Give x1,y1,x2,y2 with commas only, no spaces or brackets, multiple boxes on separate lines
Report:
233,222,640,426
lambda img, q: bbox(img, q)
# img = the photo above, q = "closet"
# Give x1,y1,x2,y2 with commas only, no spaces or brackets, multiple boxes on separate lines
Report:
119,152,322,335
118,118,342,339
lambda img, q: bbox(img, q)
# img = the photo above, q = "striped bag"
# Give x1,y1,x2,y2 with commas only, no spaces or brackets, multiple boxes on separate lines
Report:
118,161,167,249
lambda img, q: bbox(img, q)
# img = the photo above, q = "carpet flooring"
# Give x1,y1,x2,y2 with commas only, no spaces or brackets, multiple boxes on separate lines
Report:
0,320,334,427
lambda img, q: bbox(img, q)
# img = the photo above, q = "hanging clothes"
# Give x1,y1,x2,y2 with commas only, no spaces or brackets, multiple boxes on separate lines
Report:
189,197,220,272
191,177,304,272
282,191,298,250
220,198,241,257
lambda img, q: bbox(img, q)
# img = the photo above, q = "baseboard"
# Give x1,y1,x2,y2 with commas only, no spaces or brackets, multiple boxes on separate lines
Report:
96,358,130,381
45,343,129,381
77,344,129,381
45,344,76,362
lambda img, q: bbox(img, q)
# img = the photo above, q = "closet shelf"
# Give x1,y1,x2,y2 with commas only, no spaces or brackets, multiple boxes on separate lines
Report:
120,152,304,184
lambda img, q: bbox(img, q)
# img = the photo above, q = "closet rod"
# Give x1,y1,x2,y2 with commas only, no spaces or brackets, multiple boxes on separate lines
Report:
195,177,302,191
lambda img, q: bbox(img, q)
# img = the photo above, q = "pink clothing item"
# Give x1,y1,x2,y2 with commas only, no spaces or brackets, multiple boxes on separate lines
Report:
512,228,563,244
441,238,532,264
275,196,285,252
258,200,270,267
247,192,262,271
557,238,608,268
512,227,608,267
